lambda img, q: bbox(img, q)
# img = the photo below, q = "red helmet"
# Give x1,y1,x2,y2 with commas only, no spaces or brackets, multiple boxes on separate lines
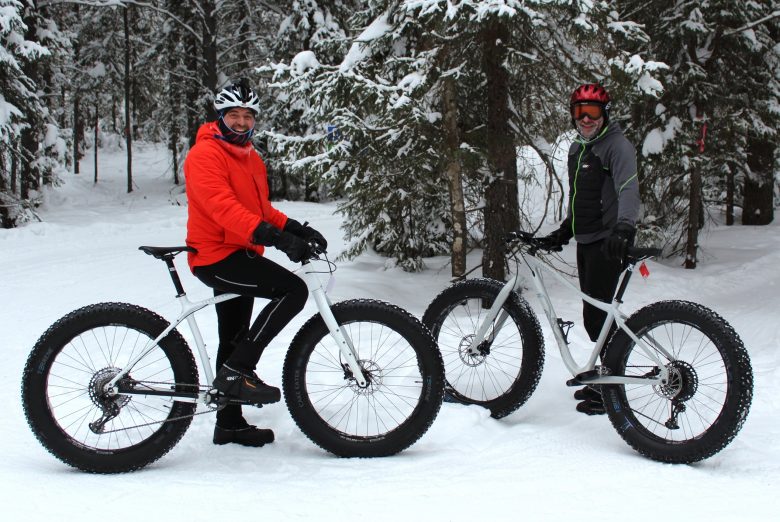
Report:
570,83,611,107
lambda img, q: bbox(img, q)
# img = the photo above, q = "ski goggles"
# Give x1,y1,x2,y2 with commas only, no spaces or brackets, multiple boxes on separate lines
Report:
571,103,605,121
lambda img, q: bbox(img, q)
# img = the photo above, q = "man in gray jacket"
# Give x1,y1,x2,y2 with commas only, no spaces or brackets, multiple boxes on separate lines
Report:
544,83,640,415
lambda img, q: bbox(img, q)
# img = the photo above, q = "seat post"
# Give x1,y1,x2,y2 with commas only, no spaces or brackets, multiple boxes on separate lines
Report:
163,256,187,297
613,263,634,304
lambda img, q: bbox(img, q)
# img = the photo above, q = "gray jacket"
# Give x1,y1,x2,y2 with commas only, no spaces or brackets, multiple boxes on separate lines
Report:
563,122,640,244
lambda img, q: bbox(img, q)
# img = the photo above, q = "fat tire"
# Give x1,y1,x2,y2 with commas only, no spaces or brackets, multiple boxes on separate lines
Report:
602,300,753,464
22,302,198,473
422,278,545,419
282,299,444,457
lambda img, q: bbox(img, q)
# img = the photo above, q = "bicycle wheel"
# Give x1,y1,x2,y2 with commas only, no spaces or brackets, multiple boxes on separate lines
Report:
422,278,545,419
282,299,444,457
22,302,199,473
602,300,753,464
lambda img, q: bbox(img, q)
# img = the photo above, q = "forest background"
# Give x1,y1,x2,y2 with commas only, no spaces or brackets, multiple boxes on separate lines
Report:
1,0,779,279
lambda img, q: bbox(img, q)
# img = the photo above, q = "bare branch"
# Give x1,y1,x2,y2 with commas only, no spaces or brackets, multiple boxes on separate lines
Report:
723,10,780,36
39,0,201,41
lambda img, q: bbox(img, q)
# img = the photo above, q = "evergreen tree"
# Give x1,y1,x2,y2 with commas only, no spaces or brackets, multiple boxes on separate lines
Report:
619,0,779,266
262,0,355,200
0,0,65,228
267,0,662,275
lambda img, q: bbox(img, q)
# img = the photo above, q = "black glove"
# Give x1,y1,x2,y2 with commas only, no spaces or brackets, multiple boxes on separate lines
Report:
284,218,328,252
539,222,574,252
602,222,635,261
276,231,312,262
251,221,312,263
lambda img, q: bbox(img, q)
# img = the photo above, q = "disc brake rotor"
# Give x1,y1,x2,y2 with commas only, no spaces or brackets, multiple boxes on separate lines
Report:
458,334,487,367
346,359,383,395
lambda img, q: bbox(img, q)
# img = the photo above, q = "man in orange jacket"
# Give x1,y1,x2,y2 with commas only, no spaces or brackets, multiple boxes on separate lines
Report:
184,79,327,447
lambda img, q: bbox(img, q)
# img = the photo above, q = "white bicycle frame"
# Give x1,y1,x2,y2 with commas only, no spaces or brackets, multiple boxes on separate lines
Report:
105,259,367,401
467,250,671,386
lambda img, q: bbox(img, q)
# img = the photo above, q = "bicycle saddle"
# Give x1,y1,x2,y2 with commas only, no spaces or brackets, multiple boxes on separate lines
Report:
138,246,197,259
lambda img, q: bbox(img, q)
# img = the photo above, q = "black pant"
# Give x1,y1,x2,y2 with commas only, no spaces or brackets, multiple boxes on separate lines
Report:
194,250,308,426
576,240,624,343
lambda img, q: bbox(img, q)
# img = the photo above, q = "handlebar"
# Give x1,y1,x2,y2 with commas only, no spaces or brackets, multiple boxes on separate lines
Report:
505,232,661,263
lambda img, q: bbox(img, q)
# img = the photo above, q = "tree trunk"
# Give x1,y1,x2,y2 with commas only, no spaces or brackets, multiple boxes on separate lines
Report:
186,28,201,146
202,0,218,122
166,2,181,185
73,93,81,174
726,168,734,226
11,141,18,195
124,5,133,193
94,105,99,183
441,74,467,277
742,134,774,225
20,2,40,200
684,167,701,269
481,19,519,281
72,4,83,173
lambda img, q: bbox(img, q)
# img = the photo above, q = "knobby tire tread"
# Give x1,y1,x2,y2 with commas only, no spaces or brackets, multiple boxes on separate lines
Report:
602,300,753,464
22,302,198,473
282,299,445,457
422,278,545,419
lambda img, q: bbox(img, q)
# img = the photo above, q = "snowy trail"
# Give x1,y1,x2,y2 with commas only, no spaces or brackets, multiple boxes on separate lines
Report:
1,144,777,520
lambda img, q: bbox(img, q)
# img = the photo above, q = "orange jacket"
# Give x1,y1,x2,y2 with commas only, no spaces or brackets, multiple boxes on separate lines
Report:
184,121,288,270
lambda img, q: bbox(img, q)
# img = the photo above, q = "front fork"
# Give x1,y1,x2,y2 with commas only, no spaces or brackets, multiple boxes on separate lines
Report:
302,265,368,387
465,275,521,355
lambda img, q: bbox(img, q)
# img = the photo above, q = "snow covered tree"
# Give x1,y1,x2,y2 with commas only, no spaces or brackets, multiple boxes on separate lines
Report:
261,0,355,200
0,0,65,228
618,0,779,267
266,1,460,271
267,0,663,276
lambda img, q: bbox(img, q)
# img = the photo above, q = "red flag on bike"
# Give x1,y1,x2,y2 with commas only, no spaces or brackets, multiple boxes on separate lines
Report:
639,261,650,278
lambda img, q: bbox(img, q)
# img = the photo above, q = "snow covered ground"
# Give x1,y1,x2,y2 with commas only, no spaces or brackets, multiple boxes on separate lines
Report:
1,143,778,520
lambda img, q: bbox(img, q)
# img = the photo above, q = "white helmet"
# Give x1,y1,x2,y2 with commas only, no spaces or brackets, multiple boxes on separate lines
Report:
214,79,260,116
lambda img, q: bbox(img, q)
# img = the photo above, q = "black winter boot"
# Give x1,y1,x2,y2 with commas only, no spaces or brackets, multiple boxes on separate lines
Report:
575,385,605,415
573,385,601,401
213,418,275,447
212,364,281,405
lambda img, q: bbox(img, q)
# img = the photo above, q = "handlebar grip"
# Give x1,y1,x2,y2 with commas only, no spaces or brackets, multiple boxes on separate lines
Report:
627,247,662,259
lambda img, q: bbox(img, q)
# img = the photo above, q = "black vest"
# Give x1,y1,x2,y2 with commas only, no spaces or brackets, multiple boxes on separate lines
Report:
568,143,610,235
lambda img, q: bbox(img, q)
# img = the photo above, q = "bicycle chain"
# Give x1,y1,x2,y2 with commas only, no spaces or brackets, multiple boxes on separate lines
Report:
91,380,224,435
